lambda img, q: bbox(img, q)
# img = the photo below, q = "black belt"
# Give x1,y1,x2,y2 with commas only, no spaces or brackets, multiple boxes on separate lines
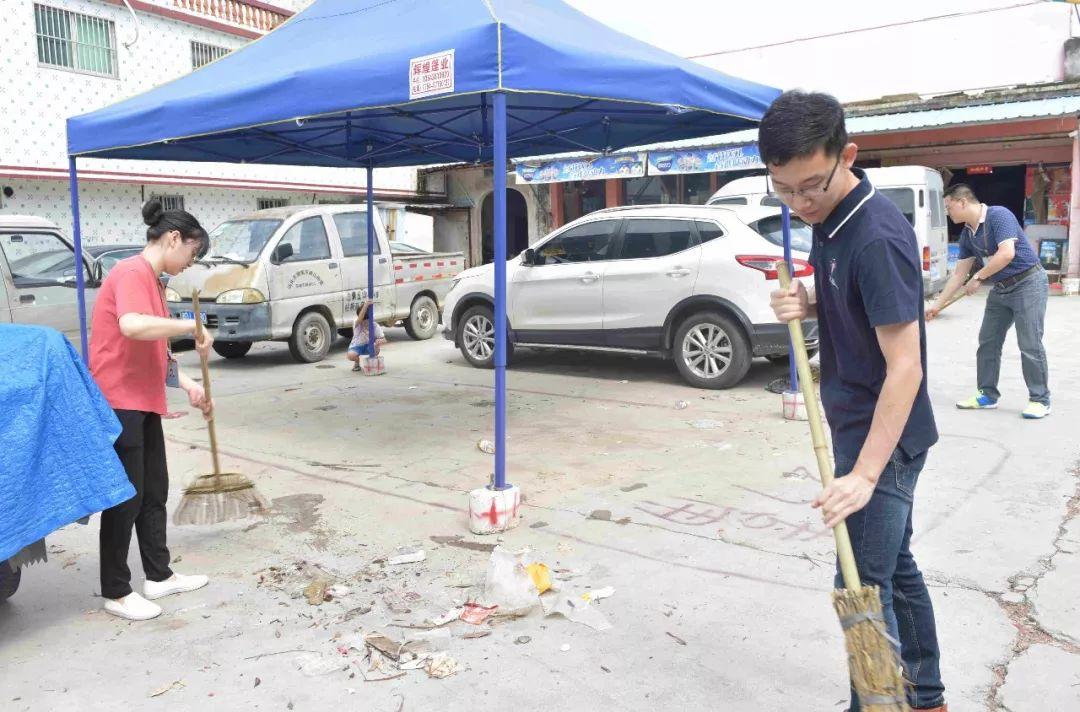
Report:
994,264,1040,290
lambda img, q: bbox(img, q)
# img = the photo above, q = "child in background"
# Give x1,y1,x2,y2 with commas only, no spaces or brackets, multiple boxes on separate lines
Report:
347,301,386,372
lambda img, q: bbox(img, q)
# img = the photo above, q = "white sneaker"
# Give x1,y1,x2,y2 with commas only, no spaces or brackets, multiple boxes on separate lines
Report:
104,592,162,621
144,572,210,600
1022,402,1051,420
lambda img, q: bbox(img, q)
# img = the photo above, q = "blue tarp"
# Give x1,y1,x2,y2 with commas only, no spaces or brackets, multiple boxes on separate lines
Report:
67,0,778,166
0,325,134,562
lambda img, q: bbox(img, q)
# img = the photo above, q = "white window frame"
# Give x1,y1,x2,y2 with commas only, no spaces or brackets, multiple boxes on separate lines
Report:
34,4,118,79
257,198,289,211
191,40,230,70
151,194,186,212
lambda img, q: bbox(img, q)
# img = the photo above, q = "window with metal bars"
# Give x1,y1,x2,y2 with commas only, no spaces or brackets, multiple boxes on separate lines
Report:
34,4,117,78
151,194,186,212
257,198,289,210
191,41,230,70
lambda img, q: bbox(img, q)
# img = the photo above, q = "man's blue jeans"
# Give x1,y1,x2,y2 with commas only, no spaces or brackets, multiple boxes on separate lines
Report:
834,448,945,711
978,269,1050,406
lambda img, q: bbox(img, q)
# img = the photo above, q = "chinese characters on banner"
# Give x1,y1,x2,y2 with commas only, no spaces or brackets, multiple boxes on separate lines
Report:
409,50,455,100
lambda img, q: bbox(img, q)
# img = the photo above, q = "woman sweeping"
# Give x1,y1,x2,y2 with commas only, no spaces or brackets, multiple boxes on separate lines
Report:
90,199,215,621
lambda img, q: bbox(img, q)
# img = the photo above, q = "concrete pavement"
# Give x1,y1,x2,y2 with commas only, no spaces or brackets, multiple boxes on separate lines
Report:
2,292,1078,711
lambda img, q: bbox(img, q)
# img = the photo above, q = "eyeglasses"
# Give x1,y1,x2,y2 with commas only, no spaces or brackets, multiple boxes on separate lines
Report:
767,157,841,201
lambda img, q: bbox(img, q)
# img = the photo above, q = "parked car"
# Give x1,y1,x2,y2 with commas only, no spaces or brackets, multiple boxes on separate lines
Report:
164,205,466,362
708,166,950,295
442,204,819,389
0,215,103,344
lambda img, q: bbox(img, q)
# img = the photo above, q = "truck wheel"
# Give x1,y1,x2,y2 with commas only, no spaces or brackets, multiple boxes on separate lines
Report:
457,305,513,369
0,560,21,601
213,341,253,359
673,311,751,389
405,296,439,340
289,311,333,363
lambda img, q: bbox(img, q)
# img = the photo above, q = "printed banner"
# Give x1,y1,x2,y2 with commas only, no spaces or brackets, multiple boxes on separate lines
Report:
515,153,647,184
647,144,763,175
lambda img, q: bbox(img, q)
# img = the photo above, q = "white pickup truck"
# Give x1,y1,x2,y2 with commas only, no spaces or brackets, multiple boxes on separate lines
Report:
165,204,464,363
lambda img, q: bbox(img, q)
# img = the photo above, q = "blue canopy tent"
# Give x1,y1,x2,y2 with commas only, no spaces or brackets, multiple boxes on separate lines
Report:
67,0,780,493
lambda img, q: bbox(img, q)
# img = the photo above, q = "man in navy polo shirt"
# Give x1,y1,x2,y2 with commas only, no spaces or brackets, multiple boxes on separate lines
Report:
763,91,946,712
927,184,1050,419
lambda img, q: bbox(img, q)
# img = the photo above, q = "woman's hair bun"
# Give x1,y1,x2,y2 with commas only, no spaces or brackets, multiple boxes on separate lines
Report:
142,199,165,227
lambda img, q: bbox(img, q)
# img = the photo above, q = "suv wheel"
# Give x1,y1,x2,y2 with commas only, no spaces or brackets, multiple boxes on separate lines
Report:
289,311,332,363
673,312,751,389
457,305,513,368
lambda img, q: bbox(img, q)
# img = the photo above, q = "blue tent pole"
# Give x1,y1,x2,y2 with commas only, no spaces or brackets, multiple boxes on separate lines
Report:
781,204,797,391
366,164,375,348
492,91,508,491
68,156,89,362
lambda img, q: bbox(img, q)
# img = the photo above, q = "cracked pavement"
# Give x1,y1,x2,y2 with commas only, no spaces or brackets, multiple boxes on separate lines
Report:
1,293,1078,710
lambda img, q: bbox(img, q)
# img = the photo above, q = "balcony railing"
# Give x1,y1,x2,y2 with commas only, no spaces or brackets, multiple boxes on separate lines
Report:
172,0,291,34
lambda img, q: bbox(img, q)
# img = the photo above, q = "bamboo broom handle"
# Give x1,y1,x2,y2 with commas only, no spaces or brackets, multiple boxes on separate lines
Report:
191,290,221,476
777,263,862,592
938,287,967,313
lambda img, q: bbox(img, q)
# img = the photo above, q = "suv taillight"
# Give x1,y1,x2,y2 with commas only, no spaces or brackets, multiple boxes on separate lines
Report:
735,255,814,280
922,246,931,272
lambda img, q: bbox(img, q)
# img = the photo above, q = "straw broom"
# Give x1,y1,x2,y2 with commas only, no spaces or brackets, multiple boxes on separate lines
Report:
777,263,909,711
173,290,270,526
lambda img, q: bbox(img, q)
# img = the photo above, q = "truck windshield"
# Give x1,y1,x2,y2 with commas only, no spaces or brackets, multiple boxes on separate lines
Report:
206,219,282,262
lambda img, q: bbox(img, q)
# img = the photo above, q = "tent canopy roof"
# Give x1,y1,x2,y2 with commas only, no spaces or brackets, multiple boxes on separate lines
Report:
67,0,779,168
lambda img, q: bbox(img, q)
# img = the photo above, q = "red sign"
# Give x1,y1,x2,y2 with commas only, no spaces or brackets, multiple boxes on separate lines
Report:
967,165,994,175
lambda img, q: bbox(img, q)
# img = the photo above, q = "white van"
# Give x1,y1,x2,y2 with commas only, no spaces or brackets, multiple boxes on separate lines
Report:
708,166,950,295
165,204,465,363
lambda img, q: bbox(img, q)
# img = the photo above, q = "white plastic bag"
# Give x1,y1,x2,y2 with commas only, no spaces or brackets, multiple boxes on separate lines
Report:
482,546,539,613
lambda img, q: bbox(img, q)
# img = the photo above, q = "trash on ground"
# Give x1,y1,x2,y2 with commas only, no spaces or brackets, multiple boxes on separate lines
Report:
304,579,330,606
515,635,532,645
580,586,614,604
430,534,496,553
425,652,461,679
560,644,571,652
386,547,426,566
382,589,422,614
342,604,373,621
460,602,498,625
360,652,406,682
477,439,496,454
587,509,612,521
542,592,613,631
428,608,465,627
364,632,405,662
688,419,725,429
483,546,540,613
526,562,553,594
149,681,185,698
666,631,688,646
675,400,689,410
402,628,451,658
297,653,346,676
462,629,492,639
